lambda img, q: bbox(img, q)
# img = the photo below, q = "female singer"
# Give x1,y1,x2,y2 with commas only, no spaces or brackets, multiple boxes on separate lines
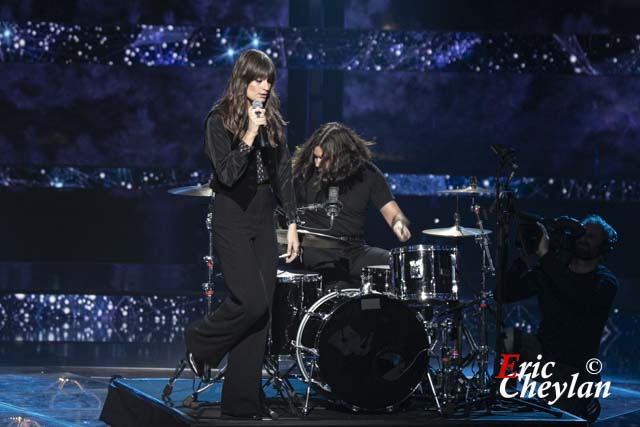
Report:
185,49,299,418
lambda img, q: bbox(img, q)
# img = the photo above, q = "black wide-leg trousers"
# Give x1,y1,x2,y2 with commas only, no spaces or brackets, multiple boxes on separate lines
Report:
185,186,277,415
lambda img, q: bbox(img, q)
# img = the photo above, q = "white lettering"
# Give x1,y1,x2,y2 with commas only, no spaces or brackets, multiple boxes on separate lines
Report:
499,378,518,398
497,363,613,404
521,375,537,398
577,381,593,398
548,381,568,405
567,373,580,398
538,381,551,399
594,382,611,399
540,362,555,379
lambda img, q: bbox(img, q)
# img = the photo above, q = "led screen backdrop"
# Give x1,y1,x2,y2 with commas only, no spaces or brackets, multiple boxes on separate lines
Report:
344,71,640,178
0,63,288,168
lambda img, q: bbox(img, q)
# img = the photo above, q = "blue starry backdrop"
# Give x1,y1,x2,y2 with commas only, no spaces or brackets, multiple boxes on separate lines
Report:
0,1,638,374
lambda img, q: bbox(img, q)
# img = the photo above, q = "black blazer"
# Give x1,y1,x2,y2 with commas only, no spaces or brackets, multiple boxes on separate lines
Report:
204,111,297,223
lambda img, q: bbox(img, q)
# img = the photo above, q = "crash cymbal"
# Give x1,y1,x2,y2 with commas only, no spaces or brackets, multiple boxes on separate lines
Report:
422,225,492,238
276,229,349,249
168,184,214,197
437,186,494,195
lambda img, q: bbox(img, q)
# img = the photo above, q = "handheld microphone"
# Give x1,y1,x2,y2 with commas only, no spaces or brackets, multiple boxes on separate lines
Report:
251,100,268,148
325,186,342,223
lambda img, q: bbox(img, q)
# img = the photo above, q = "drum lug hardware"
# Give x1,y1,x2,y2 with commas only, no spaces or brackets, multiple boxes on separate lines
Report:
292,343,320,357
306,311,328,320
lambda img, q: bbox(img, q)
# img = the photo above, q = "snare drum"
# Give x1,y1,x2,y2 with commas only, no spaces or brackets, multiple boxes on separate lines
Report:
390,245,458,303
269,270,323,356
361,265,392,294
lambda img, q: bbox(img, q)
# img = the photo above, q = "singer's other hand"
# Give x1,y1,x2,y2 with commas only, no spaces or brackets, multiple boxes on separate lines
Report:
393,222,412,242
285,223,300,263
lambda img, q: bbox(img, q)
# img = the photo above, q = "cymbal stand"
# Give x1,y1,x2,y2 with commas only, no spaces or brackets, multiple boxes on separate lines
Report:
471,196,495,394
163,195,226,405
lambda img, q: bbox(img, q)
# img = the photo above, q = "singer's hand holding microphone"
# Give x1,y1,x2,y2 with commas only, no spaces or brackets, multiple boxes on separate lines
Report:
244,101,266,147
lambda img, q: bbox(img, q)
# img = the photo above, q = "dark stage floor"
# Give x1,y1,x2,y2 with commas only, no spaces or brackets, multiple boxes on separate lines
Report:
0,366,638,426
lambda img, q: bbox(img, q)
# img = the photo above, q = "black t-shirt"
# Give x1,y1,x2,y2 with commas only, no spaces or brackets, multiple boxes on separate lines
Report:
295,162,394,238
504,254,618,369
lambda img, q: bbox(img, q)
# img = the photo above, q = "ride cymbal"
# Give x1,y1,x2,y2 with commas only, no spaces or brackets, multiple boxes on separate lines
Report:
276,229,350,249
168,184,214,197
422,225,492,238
437,186,494,195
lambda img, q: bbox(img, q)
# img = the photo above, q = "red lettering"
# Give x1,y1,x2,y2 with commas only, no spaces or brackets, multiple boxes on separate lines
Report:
496,353,520,379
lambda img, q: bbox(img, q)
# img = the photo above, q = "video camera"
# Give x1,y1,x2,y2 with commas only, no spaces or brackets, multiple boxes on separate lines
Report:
516,212,585,256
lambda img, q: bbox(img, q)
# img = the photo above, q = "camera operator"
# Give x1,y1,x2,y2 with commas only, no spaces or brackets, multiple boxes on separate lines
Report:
502,214,619,422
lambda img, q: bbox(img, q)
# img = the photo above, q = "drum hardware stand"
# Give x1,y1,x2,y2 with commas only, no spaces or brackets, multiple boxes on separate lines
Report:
291,344,322,416
471,196,495,395
414,312,442,412
260,354,302,416
261,334,304,415
163,196,228,406
435,315,475,416
458,147,562,418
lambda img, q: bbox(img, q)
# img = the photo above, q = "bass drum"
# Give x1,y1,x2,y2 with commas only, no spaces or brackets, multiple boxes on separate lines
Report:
295,290,428,412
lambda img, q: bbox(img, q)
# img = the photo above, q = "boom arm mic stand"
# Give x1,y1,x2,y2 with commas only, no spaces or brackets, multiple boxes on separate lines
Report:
482,146,562,418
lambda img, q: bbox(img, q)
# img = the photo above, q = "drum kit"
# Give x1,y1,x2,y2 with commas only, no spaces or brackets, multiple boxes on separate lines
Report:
163,177,501,416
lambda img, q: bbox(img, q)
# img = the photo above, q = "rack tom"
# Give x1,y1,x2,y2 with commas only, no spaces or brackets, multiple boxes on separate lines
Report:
390,245,459,303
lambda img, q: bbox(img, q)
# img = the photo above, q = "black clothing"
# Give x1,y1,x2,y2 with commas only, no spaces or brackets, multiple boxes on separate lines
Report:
204,112,296,223
295,162,395,287
302,244,390,290
237,139,269,184
186,112,296,416
186,188,277,415
503,253,618,369
296,162,394,238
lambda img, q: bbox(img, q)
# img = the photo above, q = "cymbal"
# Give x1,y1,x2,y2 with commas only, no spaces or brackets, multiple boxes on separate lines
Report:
168,184,214,197
437,186,494,195
276,229,349,249
422,225,492,238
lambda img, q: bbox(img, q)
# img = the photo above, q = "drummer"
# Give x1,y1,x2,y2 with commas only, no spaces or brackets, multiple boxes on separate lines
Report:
291,122,411,289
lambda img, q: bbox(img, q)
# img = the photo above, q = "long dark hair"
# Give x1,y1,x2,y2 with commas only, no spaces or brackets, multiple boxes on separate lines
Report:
292,122,374,185
211,49,286,146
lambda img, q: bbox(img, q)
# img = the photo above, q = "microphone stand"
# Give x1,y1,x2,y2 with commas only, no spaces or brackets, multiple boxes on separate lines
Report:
480,147,563,418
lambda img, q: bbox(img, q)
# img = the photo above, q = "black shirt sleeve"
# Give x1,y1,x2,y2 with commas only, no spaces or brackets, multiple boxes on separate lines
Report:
204,114,252,187
538,254,618,313
275,137,298,224
368,163,395,210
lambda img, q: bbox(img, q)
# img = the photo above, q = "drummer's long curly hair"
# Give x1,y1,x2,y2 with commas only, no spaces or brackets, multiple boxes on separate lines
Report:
210,49,286,146
292,122,374,186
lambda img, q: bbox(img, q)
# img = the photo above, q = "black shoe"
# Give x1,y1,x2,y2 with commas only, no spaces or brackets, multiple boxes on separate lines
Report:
186,352,204,378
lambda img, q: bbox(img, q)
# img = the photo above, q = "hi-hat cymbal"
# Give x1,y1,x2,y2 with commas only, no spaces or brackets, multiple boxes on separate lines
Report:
437,186,494,195
168,184,214,197
276,229,349,249
422,225,492,238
